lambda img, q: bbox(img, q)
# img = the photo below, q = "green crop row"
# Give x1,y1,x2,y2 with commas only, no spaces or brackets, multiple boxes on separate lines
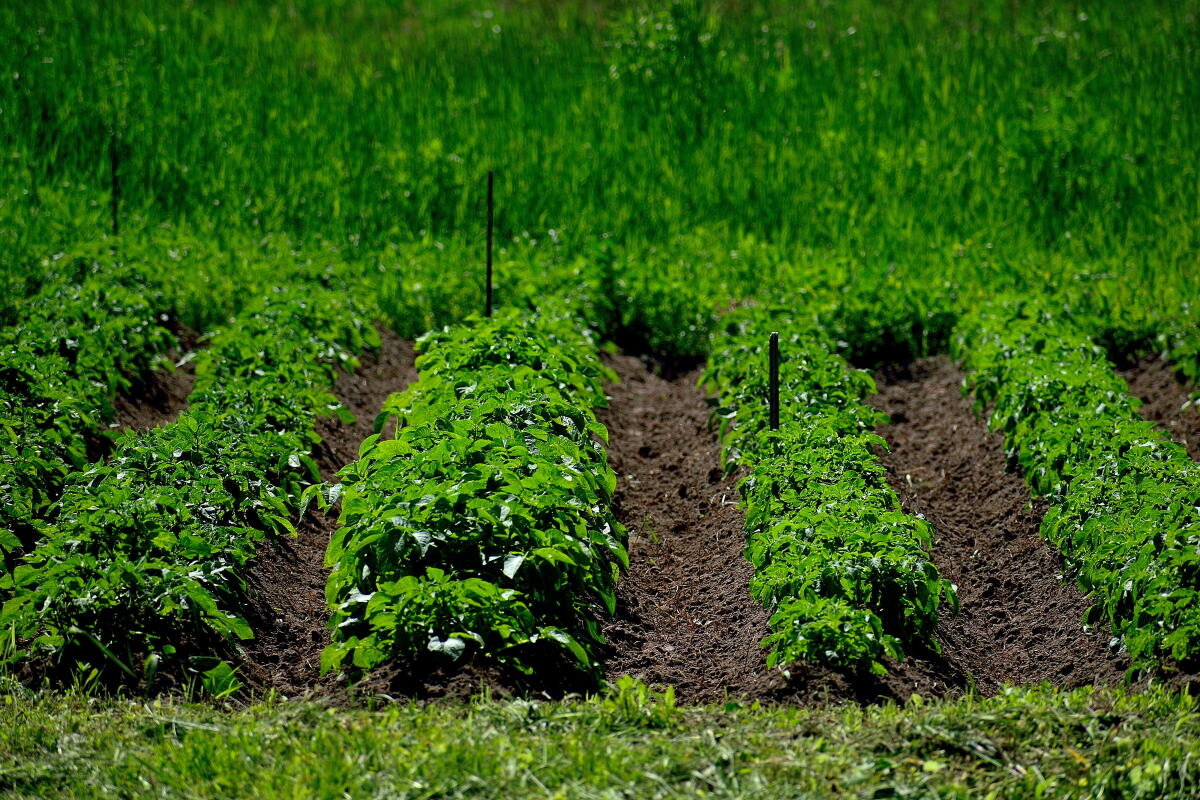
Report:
954,299,1200,670
0,269,175,567
1,286,377,682
322,309,626,682
702,306,955,675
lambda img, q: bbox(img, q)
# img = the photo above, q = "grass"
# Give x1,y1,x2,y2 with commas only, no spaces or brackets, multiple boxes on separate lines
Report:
1,680,1198,798
2,0,1197,324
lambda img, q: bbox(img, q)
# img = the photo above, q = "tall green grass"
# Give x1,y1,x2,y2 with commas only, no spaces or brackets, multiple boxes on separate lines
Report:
2,0,1196,307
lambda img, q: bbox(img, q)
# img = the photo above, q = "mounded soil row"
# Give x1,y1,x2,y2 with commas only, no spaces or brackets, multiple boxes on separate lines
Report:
1118,355,1200,462
593,352,1132,706
240,328,417,697
867,356,1128,694
232,346,1141,703
596,353,783,704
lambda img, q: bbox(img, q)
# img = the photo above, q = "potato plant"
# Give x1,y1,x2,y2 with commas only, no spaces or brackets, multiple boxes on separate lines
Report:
1157,308,1200,400
702,306,955,675
0,268,175,569
1,287,376,680
322,309,626,681
955,298,1200,671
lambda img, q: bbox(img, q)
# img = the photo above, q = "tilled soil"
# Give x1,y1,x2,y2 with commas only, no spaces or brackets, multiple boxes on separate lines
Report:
240,328,418,697
1118,355,1200,461
868,356,1129,693
110,326,203,434
596,353,787,704
592,352,1129,706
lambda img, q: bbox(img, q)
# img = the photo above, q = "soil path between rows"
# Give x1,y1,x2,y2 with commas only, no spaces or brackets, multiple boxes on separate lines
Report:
868,356,1128,694
240,328,418,697
110,325,203,434
596,353,786,704
1118,356,1200,462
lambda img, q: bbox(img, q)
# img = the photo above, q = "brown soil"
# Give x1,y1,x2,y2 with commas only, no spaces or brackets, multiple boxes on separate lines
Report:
596,353,787,704
239,328,418,698
110,327,203,434
867,356,1129,694
111,362,195,432
1118,355,1200,461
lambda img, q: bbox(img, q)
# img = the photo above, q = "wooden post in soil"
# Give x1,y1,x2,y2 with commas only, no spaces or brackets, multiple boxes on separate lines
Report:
768,331,780,431
485,169,494,318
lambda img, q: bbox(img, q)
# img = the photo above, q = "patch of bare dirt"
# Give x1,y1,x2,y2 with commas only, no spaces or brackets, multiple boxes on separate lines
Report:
1118,355,1200,461
867,356,1129,694
110,326,202,434
596,352,790,704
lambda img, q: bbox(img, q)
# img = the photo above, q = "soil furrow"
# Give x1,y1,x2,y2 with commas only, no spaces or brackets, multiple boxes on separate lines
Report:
110,326,203,435
868,356,1128,693
1118,356,1200,462
596,352,784,704
240,328,418,697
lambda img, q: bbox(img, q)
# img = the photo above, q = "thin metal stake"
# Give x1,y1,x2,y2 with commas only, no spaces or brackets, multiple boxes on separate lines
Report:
769,331,780,431
485,170,494,317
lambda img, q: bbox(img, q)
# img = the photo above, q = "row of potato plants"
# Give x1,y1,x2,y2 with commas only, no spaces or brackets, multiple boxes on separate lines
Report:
1,286,377,679
0,269,175,570
953,298,1200,670
701,306,956,675
321,308,627,681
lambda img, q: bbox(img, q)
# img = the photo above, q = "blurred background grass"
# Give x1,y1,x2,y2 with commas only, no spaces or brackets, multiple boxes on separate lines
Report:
1,0,1196,349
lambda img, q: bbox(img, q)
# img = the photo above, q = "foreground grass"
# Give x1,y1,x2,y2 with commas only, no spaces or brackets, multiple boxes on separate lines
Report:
1,682,1197,799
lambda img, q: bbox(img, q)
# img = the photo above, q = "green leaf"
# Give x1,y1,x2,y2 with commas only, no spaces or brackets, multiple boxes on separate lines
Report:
201,660,243,699
428,636,467,661
502,554,525,579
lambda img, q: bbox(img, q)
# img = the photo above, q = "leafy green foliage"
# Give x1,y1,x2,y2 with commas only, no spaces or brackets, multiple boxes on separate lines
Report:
7,682,1199,798
323,310,625,681
1,0,1197,701
0,287,376,679
598,675,679,730
702,306,954,674
0,269,174,566
3,0,1196,293
955,298,1200,670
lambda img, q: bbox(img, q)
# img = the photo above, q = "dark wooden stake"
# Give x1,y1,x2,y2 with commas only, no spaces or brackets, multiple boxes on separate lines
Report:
485,169,494,317
768,331,780,431
109,128,120,238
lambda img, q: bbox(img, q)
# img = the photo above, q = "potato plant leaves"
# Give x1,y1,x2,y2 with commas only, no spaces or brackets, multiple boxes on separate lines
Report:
955,298,1200,671
1,286,377,681
702,305,954,675
323,309,626,681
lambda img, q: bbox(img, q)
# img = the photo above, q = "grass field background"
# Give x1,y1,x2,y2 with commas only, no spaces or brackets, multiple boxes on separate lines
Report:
2,0,1197,328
